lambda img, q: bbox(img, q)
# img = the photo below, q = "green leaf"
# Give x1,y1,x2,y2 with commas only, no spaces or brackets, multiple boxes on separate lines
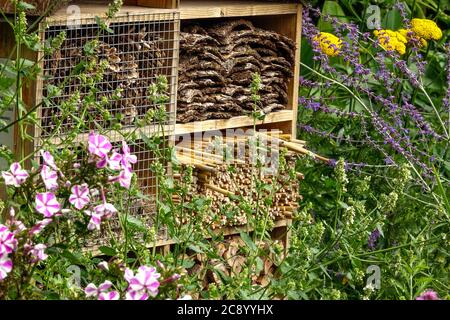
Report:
188,244,204,254
61,250,82,265
17,1,36,11
240,232,257,252
382,9,402,30
0,77,15,90
181,258,195,269
125,215,147,233
99,246,116,256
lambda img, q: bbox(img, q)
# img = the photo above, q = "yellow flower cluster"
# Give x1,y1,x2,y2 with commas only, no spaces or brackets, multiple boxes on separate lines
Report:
398,28,427,48
374,29,407,55
313,32,342,57
411,18,443,40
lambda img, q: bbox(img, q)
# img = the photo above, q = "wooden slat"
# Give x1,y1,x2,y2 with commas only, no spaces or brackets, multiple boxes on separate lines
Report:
45,3,177,24
175,110,293,135
138,0,178,9
179,0,298,19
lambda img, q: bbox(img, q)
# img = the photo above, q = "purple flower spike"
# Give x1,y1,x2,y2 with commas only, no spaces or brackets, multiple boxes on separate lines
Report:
1,162,29,187
368,229,381,250
69,184,90,210
0,254,13,281
88,132,112,158
35,192,61,218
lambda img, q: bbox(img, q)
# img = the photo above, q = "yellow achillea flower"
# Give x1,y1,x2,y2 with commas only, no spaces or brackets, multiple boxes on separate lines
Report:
313,32,342,57
398,28,427,48
411,18,442,40
373,29,407,55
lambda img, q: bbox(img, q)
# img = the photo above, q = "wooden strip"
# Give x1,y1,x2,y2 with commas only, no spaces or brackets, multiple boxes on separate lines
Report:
179,1,298,20
175,110,293,135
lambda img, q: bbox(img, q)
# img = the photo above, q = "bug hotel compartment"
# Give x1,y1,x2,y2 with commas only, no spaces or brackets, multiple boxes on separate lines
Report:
40,10,179,139
177,18,296,124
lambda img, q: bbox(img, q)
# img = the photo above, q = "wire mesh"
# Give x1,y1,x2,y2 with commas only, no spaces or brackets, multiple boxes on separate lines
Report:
36,12,179,247
40,12,179,138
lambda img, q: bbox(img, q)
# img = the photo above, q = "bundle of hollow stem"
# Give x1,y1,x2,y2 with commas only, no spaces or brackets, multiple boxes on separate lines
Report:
173,130,329,230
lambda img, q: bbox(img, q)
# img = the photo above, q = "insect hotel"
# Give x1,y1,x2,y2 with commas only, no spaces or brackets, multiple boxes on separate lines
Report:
1,0,312,285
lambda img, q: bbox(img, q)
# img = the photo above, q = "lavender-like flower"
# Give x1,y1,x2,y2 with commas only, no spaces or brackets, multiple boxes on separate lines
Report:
368,229,381,250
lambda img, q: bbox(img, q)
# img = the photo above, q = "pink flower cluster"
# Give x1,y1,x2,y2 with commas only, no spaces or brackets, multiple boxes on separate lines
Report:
124,266,161,300
1,163,29,187
416,290,440,300
84,265,162,301
88,132,136,189
0,209,51,281
85,280,119,300
0,224,17,280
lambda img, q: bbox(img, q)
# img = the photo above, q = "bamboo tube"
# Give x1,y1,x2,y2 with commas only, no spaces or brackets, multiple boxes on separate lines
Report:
205,183,234,196
177,157,217,173
176,146,224,160
257,132,330,162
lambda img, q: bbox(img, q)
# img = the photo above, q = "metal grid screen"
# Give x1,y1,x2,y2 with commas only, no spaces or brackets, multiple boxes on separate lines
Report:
37,12,179,247
41,12,178,136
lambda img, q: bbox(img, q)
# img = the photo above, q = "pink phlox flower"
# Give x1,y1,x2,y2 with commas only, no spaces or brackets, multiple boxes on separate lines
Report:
28,244,48,263
84,280,113,298
85,211,103,231
6,208,26,234
121,141,137,169
108,167,133,189
35,192,61,218
108,151,123,170
41,165,59,191
94,201,117,219
0,254,13,281
126,265,161,298
416,290,440,300
1,162,29,187
98,261,109,271
125,290,148,300
69,184,90,210
40,150,58,171
88,132,112,158
29,218,52,236
98,291,120,300
96,155,108,169
0,224,18,255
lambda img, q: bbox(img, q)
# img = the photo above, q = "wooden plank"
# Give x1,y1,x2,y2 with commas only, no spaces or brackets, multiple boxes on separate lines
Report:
46,3,177,24
249,9,301,136
291,5,302,138
138,0,178,9
179,1,298,19
175,110,293,135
